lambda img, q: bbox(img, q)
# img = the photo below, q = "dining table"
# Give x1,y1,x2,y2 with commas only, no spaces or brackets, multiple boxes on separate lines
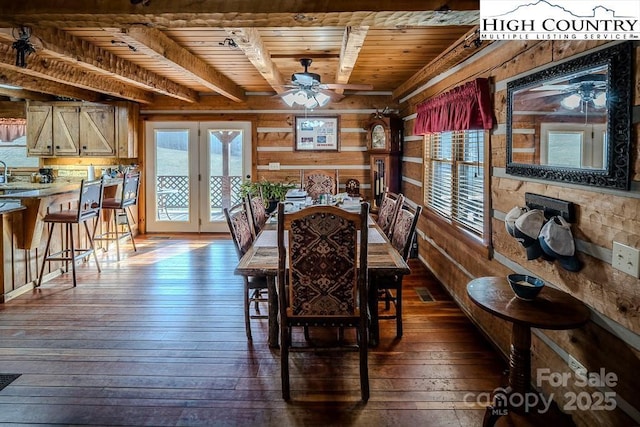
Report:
234,208,410,348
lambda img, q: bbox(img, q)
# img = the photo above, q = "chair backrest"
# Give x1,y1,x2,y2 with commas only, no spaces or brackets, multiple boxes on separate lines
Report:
277,202,369,317
345,178,361,197
304,169,338,200
223,202,254,259
376,191,404,236
389,201,422,260
120,171,141,208
246,194,267,237
78,178,104,221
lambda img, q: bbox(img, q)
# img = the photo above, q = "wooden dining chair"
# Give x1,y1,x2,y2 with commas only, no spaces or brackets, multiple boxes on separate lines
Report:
37,178,104,288
369,200,421,344
303,169,338,200
375,191,404,237
245,191,268,238
224,202,268,341
277,202,370,402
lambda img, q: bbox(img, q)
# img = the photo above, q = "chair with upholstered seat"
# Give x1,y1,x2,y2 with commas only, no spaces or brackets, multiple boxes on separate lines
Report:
94,171,140,261
345,178,361,198
277,202,370,402
303,169,338,200
369,200,421,344
37,178,104,288
224,202,268,341
245,190,268,238
375,191,404,237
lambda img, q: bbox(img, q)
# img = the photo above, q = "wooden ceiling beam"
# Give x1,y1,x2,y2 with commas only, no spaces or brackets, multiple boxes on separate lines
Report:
0,44,154,103
0,68,103,102
224,27,287,94
114,26,246,102
0,1,479,14
334,26,368,95
0,28,198,103
0,10,478,28
393,26,488,100
0,86,54,102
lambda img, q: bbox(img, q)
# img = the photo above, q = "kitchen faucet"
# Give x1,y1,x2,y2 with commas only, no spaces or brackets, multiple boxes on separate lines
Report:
0,160,6,184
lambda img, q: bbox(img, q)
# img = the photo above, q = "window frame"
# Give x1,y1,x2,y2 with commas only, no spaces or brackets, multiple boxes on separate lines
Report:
423,129,490,251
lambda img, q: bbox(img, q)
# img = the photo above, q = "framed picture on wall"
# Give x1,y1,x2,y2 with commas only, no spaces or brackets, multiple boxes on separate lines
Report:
294,116,340,151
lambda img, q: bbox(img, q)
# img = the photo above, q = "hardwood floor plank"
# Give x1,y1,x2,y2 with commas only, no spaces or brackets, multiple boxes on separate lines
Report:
0,235,555,426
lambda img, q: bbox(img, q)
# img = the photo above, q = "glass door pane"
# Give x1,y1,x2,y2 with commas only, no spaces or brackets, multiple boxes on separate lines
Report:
145,122,199,232
199,122,252,233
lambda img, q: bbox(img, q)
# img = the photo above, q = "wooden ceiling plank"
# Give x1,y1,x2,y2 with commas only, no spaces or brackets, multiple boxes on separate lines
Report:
0,27,198,103
334,26,368,95
0,68,103,102
116,26,246,102
0,44,154,104
224,27,286,94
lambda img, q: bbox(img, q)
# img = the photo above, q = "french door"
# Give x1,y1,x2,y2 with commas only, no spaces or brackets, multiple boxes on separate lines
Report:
145,121,252,232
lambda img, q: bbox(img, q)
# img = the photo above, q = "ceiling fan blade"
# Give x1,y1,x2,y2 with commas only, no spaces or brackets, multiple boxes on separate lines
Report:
319,89,344,101
323,83,373,90
518,90,565,101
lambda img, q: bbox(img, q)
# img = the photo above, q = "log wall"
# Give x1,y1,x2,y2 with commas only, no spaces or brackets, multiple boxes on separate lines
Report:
400,40,640,426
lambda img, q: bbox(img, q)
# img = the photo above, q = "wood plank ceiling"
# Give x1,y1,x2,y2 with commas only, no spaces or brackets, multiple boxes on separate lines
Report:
0,1,484,105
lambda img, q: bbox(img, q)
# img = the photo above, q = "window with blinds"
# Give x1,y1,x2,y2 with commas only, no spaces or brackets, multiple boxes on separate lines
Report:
424,130,484,235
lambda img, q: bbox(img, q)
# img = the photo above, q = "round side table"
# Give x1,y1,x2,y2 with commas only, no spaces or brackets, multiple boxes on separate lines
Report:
467,276,590,427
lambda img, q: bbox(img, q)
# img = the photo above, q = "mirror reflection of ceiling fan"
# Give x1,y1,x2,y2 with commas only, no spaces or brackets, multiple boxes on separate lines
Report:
521,73,607,110
278,58,373,108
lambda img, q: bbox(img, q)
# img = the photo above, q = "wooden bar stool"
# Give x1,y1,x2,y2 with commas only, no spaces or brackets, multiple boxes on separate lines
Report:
94,171,141,261
37,178,104,288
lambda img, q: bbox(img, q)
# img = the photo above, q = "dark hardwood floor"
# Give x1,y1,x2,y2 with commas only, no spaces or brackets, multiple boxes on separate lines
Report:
0,235,509,426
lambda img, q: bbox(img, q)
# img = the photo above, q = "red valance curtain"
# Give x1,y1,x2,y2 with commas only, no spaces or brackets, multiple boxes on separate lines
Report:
413,78,494,134
0,118,26,142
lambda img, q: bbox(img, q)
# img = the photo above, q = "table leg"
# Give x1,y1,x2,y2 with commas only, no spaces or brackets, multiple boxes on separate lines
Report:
267,276,279,348
483,323,532,427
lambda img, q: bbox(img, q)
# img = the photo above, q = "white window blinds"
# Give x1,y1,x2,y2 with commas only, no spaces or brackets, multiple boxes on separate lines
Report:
424,130,484,235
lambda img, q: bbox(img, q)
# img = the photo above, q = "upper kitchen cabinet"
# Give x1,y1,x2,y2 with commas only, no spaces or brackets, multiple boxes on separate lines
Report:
79,105,115,157
26,102,138,158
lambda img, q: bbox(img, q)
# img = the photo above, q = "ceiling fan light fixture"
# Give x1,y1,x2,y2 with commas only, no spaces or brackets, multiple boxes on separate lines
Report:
281,92,297,107
561,93,581,110
593,91,606,108
314,92,331,107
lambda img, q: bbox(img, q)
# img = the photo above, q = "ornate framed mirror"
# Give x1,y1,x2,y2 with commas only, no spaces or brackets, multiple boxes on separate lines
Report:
506,42,633,190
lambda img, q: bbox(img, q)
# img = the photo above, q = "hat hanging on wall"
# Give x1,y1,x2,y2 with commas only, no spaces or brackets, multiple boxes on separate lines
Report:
505,206,527,237
539,216,583,272
513,209,548,260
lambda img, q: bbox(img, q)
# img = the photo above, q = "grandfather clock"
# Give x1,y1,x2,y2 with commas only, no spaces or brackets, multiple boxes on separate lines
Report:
367,113,402,208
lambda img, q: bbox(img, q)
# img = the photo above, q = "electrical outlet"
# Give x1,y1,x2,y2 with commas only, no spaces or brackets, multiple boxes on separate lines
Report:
268,162,280,171
612,241,640,278
568,354,586,373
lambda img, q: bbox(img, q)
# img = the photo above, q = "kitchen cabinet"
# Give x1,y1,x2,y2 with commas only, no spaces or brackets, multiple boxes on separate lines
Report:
26,102,137,158
79,105,115,156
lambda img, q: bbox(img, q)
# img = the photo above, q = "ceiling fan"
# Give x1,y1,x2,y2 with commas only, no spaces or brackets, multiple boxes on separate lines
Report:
278,58,373,108
519,73,607,103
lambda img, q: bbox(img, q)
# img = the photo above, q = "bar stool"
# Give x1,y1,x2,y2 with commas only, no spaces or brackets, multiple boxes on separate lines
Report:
94,171,141,261
37,178,104,288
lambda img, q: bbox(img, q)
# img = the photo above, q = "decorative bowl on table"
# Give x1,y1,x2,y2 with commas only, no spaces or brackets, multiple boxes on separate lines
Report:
507,274,545,301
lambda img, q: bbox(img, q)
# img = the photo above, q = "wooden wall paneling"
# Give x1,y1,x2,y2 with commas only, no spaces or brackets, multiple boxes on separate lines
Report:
532,328,637,427
403,39,640,426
